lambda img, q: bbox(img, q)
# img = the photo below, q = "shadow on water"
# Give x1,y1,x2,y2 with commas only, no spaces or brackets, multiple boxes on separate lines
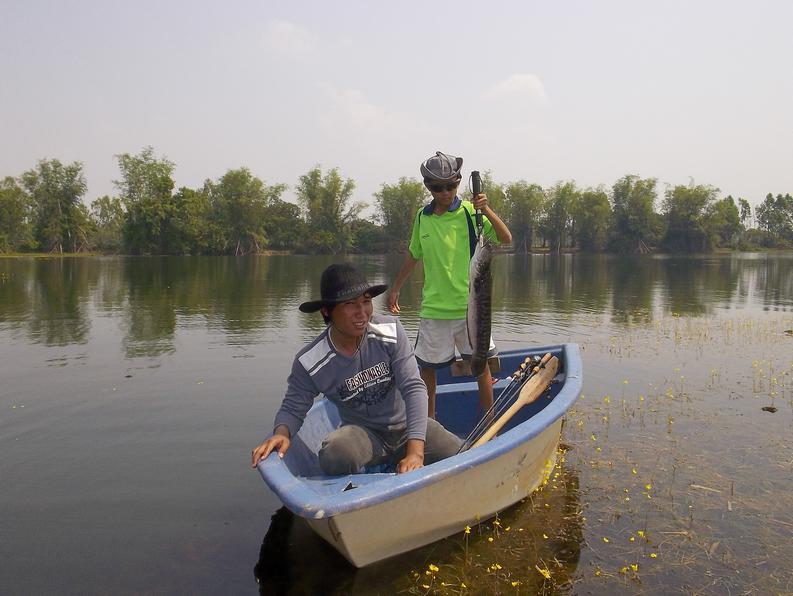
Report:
254,453,584,595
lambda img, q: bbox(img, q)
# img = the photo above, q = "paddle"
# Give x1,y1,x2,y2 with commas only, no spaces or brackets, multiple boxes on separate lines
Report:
470,355,559,449
458,353,552,452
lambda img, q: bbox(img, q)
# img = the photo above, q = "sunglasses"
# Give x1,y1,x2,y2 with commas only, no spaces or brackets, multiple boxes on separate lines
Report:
426,181,460,193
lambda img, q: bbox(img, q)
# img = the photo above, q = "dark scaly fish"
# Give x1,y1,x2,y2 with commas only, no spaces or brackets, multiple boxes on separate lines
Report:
467,234,494,376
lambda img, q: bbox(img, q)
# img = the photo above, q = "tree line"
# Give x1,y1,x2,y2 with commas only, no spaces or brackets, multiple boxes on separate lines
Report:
1,147,791,255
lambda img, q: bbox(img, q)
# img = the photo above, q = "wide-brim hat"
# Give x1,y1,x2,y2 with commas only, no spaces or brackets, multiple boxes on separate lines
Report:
299,263,388,313
420,151,463,181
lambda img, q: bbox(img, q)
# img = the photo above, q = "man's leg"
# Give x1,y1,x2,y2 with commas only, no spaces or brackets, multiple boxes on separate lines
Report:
420,366,437,418
414,318,454,419
476,365,494,415
453,319,496,416
318,425,383,475
424,418,464,463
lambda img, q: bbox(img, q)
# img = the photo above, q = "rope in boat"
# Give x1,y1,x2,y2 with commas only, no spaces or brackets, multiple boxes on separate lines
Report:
457,353,552,453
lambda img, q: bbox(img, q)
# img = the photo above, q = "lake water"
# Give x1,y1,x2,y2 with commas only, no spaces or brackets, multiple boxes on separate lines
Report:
1,253,792,594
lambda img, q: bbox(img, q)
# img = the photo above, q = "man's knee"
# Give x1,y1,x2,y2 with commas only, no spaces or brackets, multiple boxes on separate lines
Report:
318,427,373,475
319,440,362,475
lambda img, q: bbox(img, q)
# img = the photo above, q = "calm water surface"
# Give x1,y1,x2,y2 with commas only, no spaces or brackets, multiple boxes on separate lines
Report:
1,254,792,594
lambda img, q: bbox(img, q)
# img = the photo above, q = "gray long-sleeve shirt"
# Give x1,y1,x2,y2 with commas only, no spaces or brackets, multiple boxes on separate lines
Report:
273,315,429,442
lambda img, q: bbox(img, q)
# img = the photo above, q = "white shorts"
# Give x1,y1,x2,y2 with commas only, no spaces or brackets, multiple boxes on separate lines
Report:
414,318,497,369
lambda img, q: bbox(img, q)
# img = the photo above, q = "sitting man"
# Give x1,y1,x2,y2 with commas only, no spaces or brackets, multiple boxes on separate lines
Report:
250,263,462,475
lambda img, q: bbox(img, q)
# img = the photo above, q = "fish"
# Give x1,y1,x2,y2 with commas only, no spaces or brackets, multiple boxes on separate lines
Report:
467,234,494,377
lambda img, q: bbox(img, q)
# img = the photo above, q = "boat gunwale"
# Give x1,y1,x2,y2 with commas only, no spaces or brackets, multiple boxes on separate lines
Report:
257,343,582,519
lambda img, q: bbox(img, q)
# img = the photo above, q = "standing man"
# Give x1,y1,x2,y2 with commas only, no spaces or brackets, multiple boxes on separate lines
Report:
387,151,512,418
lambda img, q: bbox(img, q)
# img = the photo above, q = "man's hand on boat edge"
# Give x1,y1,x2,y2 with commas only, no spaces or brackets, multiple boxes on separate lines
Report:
396,439,425,474
251,425,291,467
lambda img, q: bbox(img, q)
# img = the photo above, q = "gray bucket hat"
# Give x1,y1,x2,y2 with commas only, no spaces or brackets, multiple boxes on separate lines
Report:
420,151,463,181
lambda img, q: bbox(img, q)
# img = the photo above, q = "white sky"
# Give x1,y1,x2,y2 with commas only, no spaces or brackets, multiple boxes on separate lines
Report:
2,0,792,216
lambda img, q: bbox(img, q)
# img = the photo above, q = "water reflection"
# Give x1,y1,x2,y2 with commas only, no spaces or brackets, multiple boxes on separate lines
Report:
1,253,792,355
0,258,92,345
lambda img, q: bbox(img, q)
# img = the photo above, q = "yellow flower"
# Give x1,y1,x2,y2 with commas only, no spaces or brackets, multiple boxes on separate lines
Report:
637,530,645,538
594,569,602,576
535,565,552,580
650,553,657,558
602,537,610,543
461,583,467,588
603,396,610,404
630,564,638,572
619,566,628,574
464,525,471,534
629,536,635,542
488,537,494,542
631,468,637,475
428,564,439,572
511,580,521,587
591,434,597,441
645,484,652,491
543,533,548,539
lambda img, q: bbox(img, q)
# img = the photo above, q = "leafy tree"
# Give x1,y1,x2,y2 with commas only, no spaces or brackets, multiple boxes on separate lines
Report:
90,195,124,253
165,187,211,254
756,193,793,246
661,183,720,252
609,175,659,253
374,177,428,251
21,159,87,253
738,198,752,227
263,197,304,251
350,217,387,253
114,147,175,254
0,176,34,252
204,168,285,255
705,196,742,248
576,187,612,252
742,227,775,248
542,181,579,252
296,166,363,254
504,181,545,253
71,202,95,252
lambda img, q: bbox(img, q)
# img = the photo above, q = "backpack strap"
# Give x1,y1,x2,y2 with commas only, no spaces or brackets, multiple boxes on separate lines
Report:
461,203,477,258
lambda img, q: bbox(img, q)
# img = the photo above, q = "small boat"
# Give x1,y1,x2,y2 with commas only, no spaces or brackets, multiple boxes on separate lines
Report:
256,343,583,567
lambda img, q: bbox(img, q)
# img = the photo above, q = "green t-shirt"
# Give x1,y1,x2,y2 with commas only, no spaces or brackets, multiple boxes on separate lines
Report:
408,200,498,319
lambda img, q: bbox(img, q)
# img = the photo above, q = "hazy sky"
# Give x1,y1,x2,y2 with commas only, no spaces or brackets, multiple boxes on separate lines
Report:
2,0,792,215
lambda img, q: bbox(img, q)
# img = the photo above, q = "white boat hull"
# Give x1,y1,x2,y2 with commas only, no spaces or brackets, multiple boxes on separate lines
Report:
307,421,560,567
